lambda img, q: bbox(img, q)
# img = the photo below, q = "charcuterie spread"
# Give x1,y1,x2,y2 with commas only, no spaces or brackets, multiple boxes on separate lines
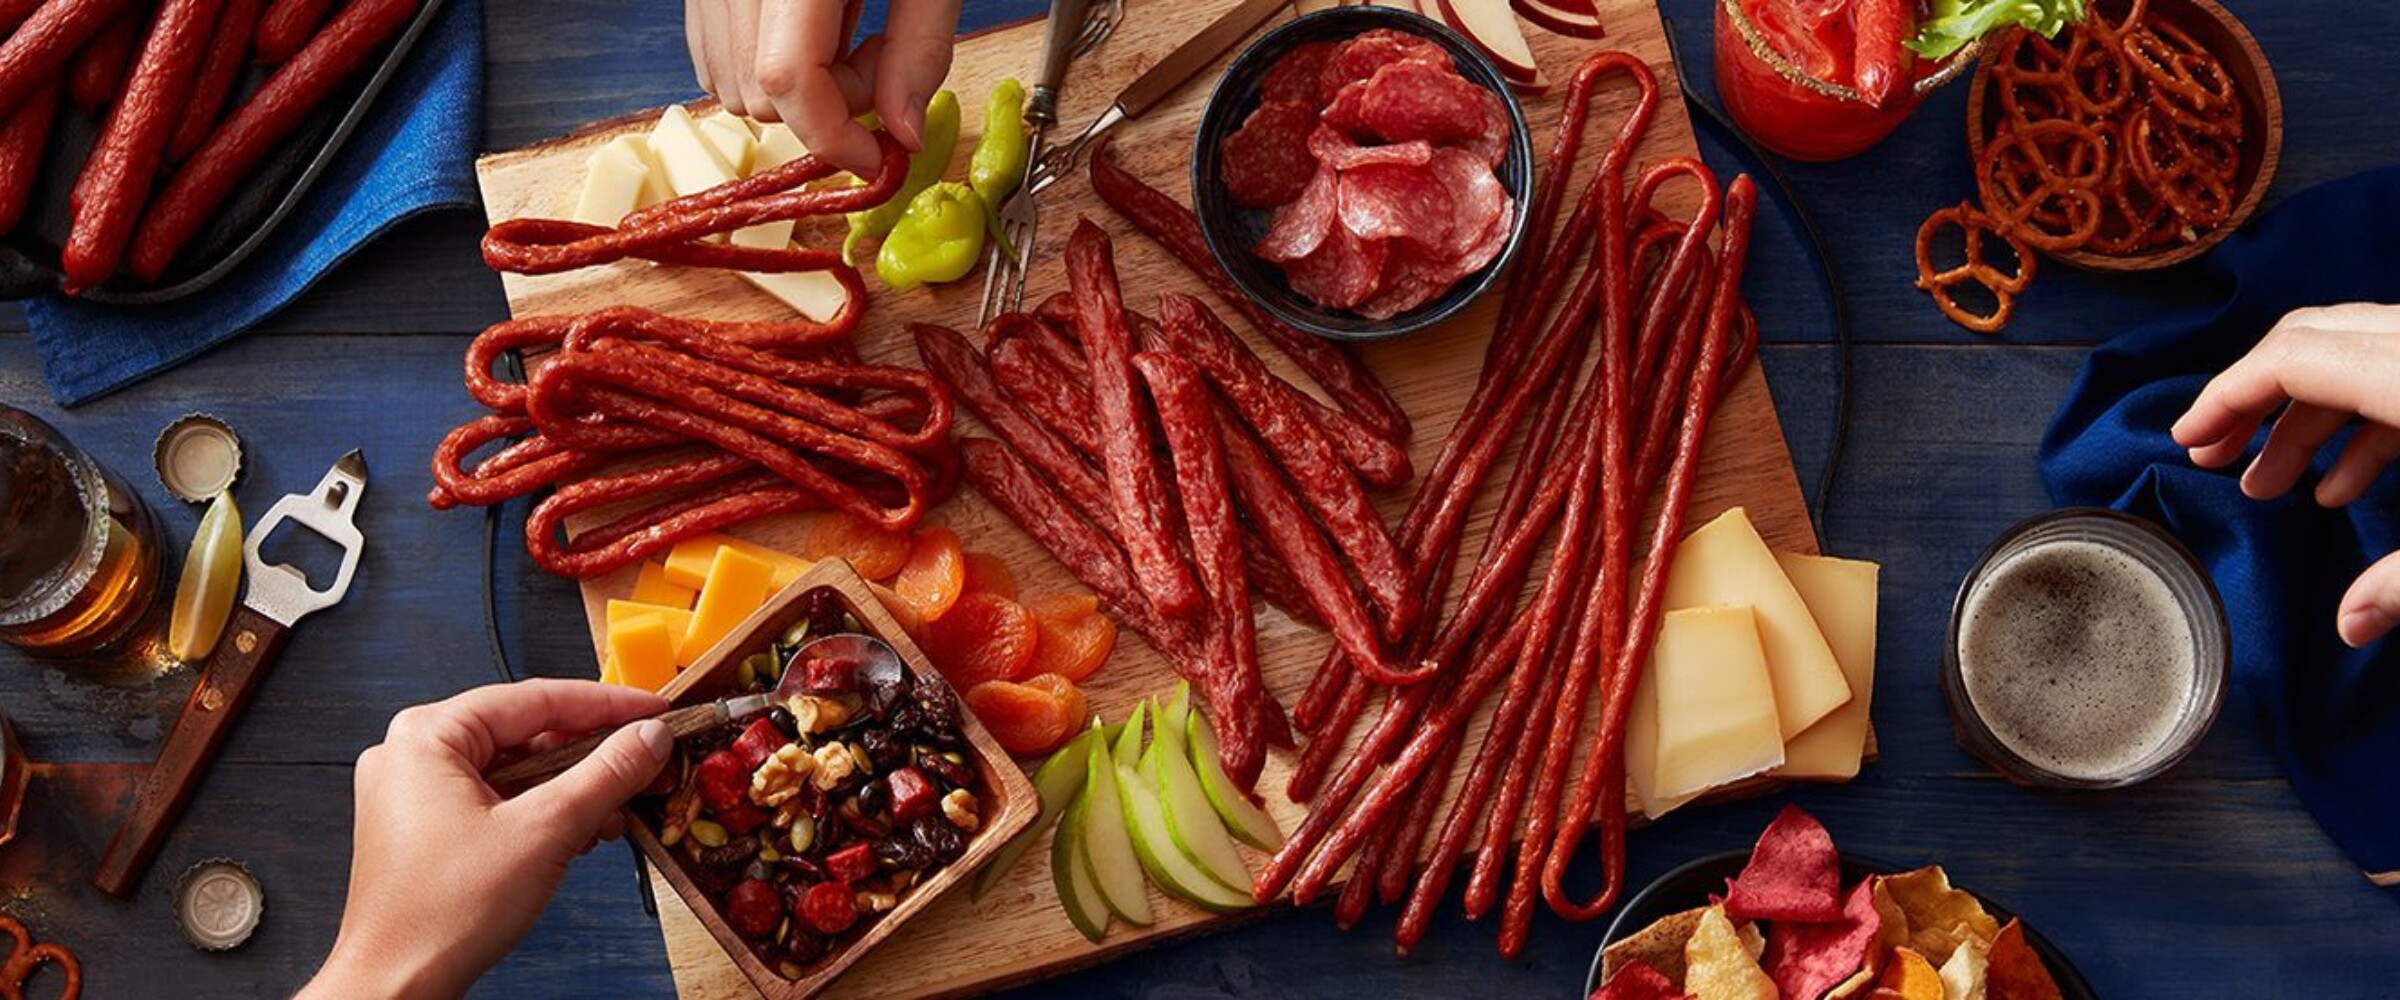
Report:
1227,28,1518,318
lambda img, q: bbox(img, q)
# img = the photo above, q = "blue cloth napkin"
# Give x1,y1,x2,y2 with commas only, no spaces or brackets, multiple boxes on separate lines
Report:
2042,166,2400,886
24,0,483,407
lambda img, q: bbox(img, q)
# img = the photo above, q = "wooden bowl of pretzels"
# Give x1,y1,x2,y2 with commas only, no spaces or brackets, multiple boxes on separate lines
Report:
1962,0,2282,273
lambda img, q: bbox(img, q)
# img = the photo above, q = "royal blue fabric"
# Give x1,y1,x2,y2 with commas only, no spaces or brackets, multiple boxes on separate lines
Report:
2042,166,2400,884
24,0,483,407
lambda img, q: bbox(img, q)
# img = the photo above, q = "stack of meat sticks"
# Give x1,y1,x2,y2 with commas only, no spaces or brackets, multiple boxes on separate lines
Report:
913,208,1415,793
1252,51,1763,958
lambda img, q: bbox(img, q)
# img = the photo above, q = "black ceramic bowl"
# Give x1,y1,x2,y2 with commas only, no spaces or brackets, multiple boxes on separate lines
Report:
1587,851,2096,998
1190,7,1534,341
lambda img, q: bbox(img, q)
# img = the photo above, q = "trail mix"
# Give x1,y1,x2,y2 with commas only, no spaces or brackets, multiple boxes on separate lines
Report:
639,588,984,979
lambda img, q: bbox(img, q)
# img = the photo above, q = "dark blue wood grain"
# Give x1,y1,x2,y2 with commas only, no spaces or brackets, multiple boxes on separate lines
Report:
1,0,2397,996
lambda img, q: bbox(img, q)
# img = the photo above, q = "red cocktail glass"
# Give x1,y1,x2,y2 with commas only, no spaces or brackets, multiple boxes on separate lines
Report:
1714,0,1982,161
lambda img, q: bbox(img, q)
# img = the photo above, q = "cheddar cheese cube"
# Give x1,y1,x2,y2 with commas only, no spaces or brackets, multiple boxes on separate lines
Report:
684,547,777,664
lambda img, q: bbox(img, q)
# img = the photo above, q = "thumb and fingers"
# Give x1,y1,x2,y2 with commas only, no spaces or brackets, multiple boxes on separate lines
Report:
2338,550,2400,648
758,0,885,176
870,0,962,150
506,720,674,846
2173,305,2400,502
389,679,666,768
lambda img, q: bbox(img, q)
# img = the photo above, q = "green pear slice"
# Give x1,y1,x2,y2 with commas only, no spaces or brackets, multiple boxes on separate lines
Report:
974,725,1101,899
1185,710,1285,851
1116,761,1253,913
1160,680,1192,736
1110,701,1148,771
1142,738,1252,896
1079,737,1154,925
1052,789,1110,942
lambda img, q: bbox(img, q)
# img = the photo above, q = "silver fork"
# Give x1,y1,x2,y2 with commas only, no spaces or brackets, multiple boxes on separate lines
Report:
977,0,1106,328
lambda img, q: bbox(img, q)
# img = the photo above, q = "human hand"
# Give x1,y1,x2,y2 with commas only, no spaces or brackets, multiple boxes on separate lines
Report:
686,0,963,177
297,680,672,999
2171,302,2400,647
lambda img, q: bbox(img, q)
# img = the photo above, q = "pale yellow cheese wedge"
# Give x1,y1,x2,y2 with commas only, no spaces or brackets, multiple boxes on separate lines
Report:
697,110,757,175
754,123,807,169
1773,551,1880,781
1628,606,1786,818
654,111,847,323
1662,507,1851,738
648,105,738,199
570,137,651,226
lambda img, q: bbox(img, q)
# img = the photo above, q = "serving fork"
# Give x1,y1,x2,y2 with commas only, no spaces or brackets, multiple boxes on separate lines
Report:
977,0,1117,327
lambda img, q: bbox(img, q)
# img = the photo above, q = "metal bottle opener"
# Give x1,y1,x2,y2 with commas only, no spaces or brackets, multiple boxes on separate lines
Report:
94,450,368,897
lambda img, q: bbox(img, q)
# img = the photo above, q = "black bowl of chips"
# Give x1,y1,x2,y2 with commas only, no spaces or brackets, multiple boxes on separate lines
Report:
1190,7,1534,342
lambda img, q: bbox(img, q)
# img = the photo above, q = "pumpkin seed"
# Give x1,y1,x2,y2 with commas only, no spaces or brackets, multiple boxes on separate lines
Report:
789,814,817,855
690,819,728,847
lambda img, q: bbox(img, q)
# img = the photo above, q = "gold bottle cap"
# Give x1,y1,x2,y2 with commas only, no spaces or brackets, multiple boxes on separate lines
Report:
153,414,244,504
174,858,263,951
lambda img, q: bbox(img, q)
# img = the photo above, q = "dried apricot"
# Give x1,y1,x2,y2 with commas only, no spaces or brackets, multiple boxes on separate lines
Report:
964,678,1077,755
1019,673,1089,732
960,551,1017,601
892,526,967,622
802,510,912,581
1024,593,1117,683
921,591,1038,687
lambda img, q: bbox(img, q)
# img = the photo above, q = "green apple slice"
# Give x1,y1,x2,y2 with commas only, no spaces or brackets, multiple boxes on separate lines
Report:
1142,738,1252,896
1116,761,1253,913
1186,710,1285,851
1110,700,1147,771
1051,790,1110,943
1079,737,1154,925
974,725,1101,899
1160,680,1191,736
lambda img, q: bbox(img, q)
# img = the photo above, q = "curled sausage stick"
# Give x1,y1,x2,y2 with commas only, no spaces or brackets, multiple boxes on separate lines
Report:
482,217,848,277
426,415,642,509
1542,176,1760,923
64,0,226,294
1159,293,1417,645
0,83,59,235
1090,142,1410,444
1067,220,1206,624
1137,352,1277,790
530,468,823,580
129,0,424,282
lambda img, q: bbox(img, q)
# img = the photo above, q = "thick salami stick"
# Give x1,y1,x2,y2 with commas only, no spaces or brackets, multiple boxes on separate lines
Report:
126,0,422,282
1137,352,1276,789
1066,220,1207,624
0,83,58,234
1542,176,1759,923
0,0,138,119
0,0,43,32
66,6,137,113
168,0,263,161
1147,294,1409,488
250,0,326,63
916,322,1117,526
1159,293,1417,646
1090,142,1411,444
64,0,225,293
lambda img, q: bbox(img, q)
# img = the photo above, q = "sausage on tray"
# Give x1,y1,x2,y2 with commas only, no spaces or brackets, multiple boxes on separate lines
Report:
169,0,266,162
252,0,331,64
0,0,139,122
64,0,226,293
0,83,58,235
66,7,138,114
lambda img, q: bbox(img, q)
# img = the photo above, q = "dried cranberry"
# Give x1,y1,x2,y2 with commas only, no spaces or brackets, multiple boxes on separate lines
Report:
825,842,877,883
780,854,827,883
692,840,755,870
726,878,784,938
874,838,934,871
861,729,908,772
718,800,769,837
916,748,973,789
692,750,751,814
782,929,828,965
798,881,857,935
886,768,938,821
912,814,966,864
730,717,788,770
804,589,847,637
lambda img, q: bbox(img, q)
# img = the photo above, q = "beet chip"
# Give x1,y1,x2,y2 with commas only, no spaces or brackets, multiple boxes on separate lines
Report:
1986,919,2065,1000
1722,804,1844,923
1764,877,1883,1000
1589,961,1689,1000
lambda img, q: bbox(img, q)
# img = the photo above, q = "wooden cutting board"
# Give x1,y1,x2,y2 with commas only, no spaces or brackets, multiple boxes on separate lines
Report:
472,0,1823,995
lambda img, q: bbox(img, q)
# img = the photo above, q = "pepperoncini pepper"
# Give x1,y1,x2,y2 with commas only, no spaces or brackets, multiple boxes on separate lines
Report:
969,79,1029,250
875,181,987,291
844,90,962,263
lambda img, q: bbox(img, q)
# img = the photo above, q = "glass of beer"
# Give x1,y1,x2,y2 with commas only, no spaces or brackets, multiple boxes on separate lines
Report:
0,407,165,659
1944,508,2231,789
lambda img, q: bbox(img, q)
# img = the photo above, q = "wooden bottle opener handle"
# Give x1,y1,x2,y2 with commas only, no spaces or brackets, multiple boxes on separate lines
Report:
93,605,290,897
483,702,736,796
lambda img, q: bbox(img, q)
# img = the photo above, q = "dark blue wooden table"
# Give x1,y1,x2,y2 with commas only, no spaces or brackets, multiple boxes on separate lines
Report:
2,1,2395,996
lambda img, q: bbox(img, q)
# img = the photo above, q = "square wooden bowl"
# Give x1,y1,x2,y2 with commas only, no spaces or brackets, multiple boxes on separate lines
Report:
623,559,1039,999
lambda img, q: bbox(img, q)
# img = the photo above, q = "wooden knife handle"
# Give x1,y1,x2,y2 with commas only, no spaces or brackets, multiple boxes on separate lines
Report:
483,702,731,796
1028,0,1095,123
93,605,290,897
1118,0,1292,120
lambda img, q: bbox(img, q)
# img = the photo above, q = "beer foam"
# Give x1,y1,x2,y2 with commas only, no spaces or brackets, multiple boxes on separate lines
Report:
1959,538,2197,781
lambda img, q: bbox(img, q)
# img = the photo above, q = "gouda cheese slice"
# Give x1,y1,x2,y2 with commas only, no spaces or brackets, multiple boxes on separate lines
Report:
630,560,697,609
1627,606,1786,817
1772,552,1880,782
1661,507,1851,738
684,547,777,663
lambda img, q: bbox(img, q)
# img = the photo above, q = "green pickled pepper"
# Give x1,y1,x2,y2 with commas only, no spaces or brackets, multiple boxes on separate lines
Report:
875,181,987,291
843,90,962,263
969,79,1029,252
168,491,244,662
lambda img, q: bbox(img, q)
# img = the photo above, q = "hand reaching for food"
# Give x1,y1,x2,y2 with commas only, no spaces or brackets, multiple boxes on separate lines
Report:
2171,302,2400,646
684,0,964,177
297,680,672,998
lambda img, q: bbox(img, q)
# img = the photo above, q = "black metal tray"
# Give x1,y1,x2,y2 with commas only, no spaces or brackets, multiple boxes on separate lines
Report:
0,0,451,305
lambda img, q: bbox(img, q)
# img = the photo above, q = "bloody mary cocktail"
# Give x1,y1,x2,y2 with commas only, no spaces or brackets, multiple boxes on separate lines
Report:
1714,0,1981,161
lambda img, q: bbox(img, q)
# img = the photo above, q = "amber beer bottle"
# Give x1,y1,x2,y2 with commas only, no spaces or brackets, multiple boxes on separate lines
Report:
0,406,163,657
